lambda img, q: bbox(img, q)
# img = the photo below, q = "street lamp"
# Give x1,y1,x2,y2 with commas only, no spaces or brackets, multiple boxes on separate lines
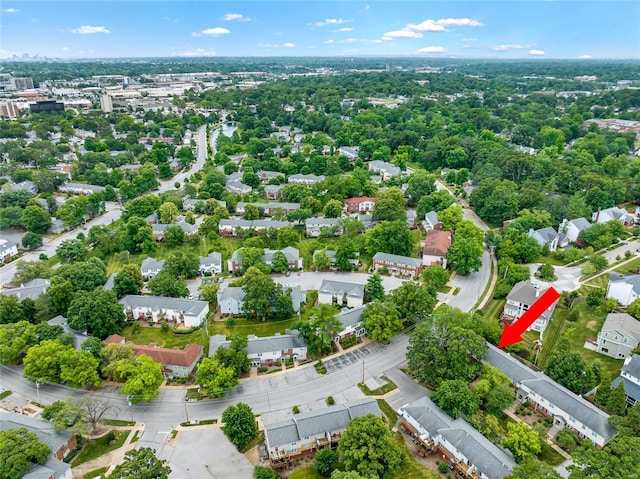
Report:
35,380,41,404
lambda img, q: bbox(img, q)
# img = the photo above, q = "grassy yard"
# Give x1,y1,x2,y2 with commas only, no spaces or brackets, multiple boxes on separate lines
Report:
358,375,397,396
391,431,440,479
539,442,566,467
288,467,324,479
483,299,506,321
534,253,567,266
83,467,109,479
120,324,208,349
614,255,640,274
72,430,130,467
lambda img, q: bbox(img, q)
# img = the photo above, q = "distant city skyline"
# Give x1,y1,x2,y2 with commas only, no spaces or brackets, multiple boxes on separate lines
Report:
1,1,639,60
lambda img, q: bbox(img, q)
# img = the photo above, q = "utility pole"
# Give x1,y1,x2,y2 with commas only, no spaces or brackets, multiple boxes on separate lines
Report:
35,380,41,404
184,399,190,424
361,359,365,384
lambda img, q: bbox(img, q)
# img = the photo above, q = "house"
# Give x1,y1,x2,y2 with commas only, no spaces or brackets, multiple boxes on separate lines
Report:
236,202,300,215
422,230,452,268
606,274,640,306
367,160,401,180
0,278,50,300
264,184,284,200
527,227,567,252
596,312,640,359
151,222,198,241
140,257,165,279
182,198,204,211
263,398,381,461
103,334,203,379
500,281,558,333
226,181,252,195
399,396,516,479
423,211,443,231
119,295,210,328
0,238,18,262
334,306,366,342
48,218,67,235
611,354,640,407
4,180,38,194
103,273,116,291
145,212,159,224
338,146,359,160
0,411,74,479
199,252,223,275
559,217,591,243
592,207,635,226
58,182,106,195
257,170,285,183
47,315,89,350
312,250,360,269
227,247,303,273
372,252,423,278
305,217,341,237
318,280,365,308
209,329,307,366
344,197,377,214
217,286,306,315
219,218,254,236
287,174,325,186
485,344,616,447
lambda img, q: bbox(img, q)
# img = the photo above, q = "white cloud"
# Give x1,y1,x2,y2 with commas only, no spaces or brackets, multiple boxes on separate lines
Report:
223,13,250,22
71,25,110,34
192,27,231,37
282,42,295,48
577,54,592,59
341,48,360,54
435,18,484,27
61,46,69,51
406,20,447,32
313,18,348,28
416,46,447,53
529,49,545,56
462,38,478,42
2,8,19,13
491,44,530,51
259,42,295,48
323,39,335,44
177,48,216,57
382,29,423,40
334,27,353,32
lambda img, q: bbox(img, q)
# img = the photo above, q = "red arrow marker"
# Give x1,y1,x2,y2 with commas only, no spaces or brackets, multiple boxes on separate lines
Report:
498,287,560,348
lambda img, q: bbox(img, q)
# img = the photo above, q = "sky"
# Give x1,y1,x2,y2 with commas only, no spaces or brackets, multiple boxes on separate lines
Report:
1,1,639,60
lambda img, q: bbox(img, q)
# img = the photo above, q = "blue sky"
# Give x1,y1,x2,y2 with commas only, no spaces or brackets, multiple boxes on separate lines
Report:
1,1,639,59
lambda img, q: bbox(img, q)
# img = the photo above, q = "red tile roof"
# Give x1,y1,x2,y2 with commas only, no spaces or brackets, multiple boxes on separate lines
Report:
102,335,202,367
423,230,452,257
344,197,377,204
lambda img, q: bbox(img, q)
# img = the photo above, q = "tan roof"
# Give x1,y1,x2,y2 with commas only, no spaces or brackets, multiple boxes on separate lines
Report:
103,334,125,345
423,230,452,257
344,196,377,204
134,343,203,367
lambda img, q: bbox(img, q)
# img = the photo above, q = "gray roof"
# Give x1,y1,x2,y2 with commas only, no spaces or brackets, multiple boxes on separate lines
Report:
337,306,365,329
265,398,381,449
220,218,254,229
59,182,105,193
601,312,640,341
0,278,50,300
609,274,640,296
152,222,198,235
533,227,559,242
485,344,616,442
232,246,300,263
288,174,325,183
425,211,439,225
264,184,284,193
47,315,89,349
611,376,640,402
306,217,341,227
226,181,252,193
318,279,364,299
622,354,640,379
119,295,209,316
368,160,400,176
372,252,422,268
251,219,290,229
141,257,165,273
199,252,222,267
210,328,306,358
569,217,591,231
400,396,453,435
506,281,557,313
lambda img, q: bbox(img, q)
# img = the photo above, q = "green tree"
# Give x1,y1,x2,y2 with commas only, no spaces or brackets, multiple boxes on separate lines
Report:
432,379,481,418
569,437,640,479
0,321,38,364
389,282,437,323
585,288,605,309
110,447,171,479
66,289,126,340
365,220,413,257
438,204,464,231
545,337,589,394
242,204,261,220
364,273,385,302
606,381,627,415
42,400,87,435
503,422,541,463
221,402,258,448
588,254,608,272
338,414,404,479
22,204,51,233
21,232,43,250
254,466,279,479
214,335,250,375
52,258,107,292
196,357,238,398
323,199,343,218
159,201,179,224
55,238,88,264
362,300,403,343
447,220,484,275
163,225,185,247
421,266,449,288
539,263,554,281
119,355,164,403
165,253,199,279
504,459,562,479
148,270,189,297
315,448,338,476
313,250,333,271
629,298,640,319
59,349,102,388
23,339,68,383
416,191,455,218
271,251,290,273
309,304,342,349
0,294,24,324
241,267,292,320
330,472,365,479
114,264,144,297
0,427,50,479
485,383,516,416
101,343,135,381
335,237,358,271
372,196,405,222
405,171,436,207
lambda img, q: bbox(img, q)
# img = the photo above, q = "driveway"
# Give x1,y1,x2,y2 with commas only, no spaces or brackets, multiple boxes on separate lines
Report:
527,264,582,292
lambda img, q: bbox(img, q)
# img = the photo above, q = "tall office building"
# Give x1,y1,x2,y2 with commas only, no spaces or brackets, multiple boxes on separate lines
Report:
10,77,34,90
100,94,113,113
0,101,20,119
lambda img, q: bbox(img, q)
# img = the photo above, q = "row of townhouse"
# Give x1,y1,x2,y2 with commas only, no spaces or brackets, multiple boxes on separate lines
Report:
217,285,306,315
372,252,424,278
317,280,364,308
263,398,381,464
235,201,300,215
219,218,291,236
151,221,198,241
209,329,307,366
305,217,342,237
485,344,616,447
227,246,303,273
104,334,203,378
119,294,210,328
398,396,516,479
140,252,223,279
311,249,360,270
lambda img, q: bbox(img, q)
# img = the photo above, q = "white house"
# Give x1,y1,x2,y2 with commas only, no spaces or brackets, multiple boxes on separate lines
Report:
225,181,252,195
305,217,341,237
58,182,106,195
0,278,50,300
528,227,568,252
227,246,303,273
209,329,307,366
0,239,19,262
558,217,591,243
217,285,306,315
611,354,640,407
606,273,640,306
596,312,640,359
334,306,366,342
423,211,443,231
367,160,401,180
344,197,377,214
501,281,558,333
119,295,210,328
140,257,165,279
199,252,223,274
338,146,359,160
318,280,365,308
152,222,197,241
592,207,635,226
287,174,325,185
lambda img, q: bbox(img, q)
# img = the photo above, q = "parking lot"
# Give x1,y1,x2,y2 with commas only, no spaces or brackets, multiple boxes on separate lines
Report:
324,343,383,373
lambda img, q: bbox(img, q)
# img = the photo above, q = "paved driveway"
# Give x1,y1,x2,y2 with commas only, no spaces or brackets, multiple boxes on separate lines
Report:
324,343,383,373
527,264,582,292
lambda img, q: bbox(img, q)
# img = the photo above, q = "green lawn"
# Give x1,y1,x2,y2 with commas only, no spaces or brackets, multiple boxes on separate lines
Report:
0,390,12,400
535,254,567,266
483,299,506,321
120,324,208,349
358,375,397,396
288,467,324,479
615,255,640,274
83,467,108,479
539,442,566,467
72,430,130,467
